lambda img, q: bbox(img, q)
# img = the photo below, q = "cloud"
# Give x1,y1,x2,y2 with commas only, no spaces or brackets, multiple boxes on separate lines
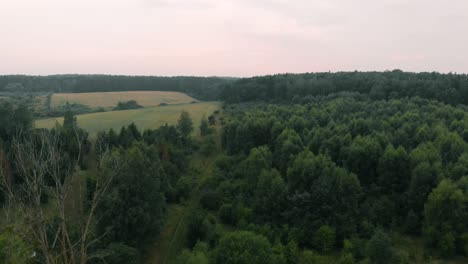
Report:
0,0,467,76
141,0,215,9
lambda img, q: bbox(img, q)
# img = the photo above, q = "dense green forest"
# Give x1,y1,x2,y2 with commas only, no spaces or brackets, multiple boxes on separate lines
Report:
0,75,233,100
0,101,196,263
4,70,468,104
1,71,468,264
221,71,468,105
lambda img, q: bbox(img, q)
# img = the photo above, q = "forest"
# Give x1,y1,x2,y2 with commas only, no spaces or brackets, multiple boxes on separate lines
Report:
0,71,468,264
221,71,468,105
0,75,233,101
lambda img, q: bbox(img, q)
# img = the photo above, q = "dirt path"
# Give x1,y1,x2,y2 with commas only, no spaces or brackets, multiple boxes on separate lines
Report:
144,113,222,264
144,205,187,264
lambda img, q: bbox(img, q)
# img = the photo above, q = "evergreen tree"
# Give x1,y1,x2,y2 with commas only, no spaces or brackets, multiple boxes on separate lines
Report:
178,110,193,137
63,110,77,129
200,115,209,136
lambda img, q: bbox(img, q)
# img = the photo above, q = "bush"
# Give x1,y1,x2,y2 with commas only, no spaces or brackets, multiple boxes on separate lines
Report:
0,229,31,264
200,135,216,156
113,100,143,110
186,211,217,248
48,102,93,117
175,175,193,202
314,225,336,253
213,231,275,264
302,250,320,264
338,253,355,264
218,203,251,226
439,232,455,257
219,203,236,225
366,230,398,264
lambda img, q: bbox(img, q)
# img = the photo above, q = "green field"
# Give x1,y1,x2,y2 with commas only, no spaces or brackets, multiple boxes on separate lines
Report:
50,91,196,108
36,102,220,136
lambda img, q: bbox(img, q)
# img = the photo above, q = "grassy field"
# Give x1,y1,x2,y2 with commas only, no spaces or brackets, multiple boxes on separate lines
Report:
50,91,196,108
36,102,220,136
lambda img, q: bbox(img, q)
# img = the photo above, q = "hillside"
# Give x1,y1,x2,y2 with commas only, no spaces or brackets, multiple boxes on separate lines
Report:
35,101,220,136
50,91,196,109
0,75,233,100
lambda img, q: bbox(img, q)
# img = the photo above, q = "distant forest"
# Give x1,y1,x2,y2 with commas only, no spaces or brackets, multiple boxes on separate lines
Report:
0,75,233,100
221,70,468,105
3,71,468,105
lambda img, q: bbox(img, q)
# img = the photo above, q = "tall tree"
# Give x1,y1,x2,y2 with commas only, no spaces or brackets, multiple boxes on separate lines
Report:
178,110,193,137
97,142,167,248
63,110,77,129
423,177,468,256
199,115,210,136
213,231,276,264
0,130,117,264
366,230,399,264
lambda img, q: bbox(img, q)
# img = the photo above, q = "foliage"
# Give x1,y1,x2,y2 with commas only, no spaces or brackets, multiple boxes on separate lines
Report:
6,71,468,263
48,102,95,117
0,101,33,142
216,96,468,261
200,115,211,136
200,135,216,156
366,230,399,264
423,177,468,256
314,225,336,253
176,242,210,264
0,229,31,264
213,231,276,264
97,143,167,248
113,100,143,111
0,75,232,100
178,110,194,137
221,71,468,105
186,210,217,248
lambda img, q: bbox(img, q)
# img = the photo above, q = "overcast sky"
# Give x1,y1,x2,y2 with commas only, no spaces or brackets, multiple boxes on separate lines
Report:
1,0,467,76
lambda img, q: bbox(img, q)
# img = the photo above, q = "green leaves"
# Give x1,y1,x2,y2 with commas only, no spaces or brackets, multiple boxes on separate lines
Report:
423,177,468,256
178,110,194,137
97,142,167,248
213,231,275,264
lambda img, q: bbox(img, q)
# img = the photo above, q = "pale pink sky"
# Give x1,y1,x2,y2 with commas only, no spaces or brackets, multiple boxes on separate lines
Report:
1,0,467,76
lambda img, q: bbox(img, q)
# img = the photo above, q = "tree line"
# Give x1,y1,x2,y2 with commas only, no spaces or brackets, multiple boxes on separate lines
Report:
5,70,468,105
221,70,468,106
0,75,234,100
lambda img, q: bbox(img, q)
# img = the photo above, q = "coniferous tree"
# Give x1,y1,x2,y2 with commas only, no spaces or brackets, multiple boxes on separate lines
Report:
178,111,193,137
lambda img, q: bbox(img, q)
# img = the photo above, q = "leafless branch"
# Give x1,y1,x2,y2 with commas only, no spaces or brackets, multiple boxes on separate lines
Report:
0,126,120,264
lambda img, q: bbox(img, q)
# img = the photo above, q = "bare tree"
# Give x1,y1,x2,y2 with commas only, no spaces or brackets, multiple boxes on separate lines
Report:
0,127,119,264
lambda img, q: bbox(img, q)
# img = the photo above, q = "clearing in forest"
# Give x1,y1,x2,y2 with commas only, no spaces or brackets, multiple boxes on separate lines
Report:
35,101,220,136
51,91,196,108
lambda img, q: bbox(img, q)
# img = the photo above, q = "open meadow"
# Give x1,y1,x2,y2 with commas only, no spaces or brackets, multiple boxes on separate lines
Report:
35,101,220,136
50,91,196,108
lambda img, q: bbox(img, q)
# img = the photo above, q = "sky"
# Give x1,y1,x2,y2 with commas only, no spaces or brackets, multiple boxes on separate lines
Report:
0,0,467,77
